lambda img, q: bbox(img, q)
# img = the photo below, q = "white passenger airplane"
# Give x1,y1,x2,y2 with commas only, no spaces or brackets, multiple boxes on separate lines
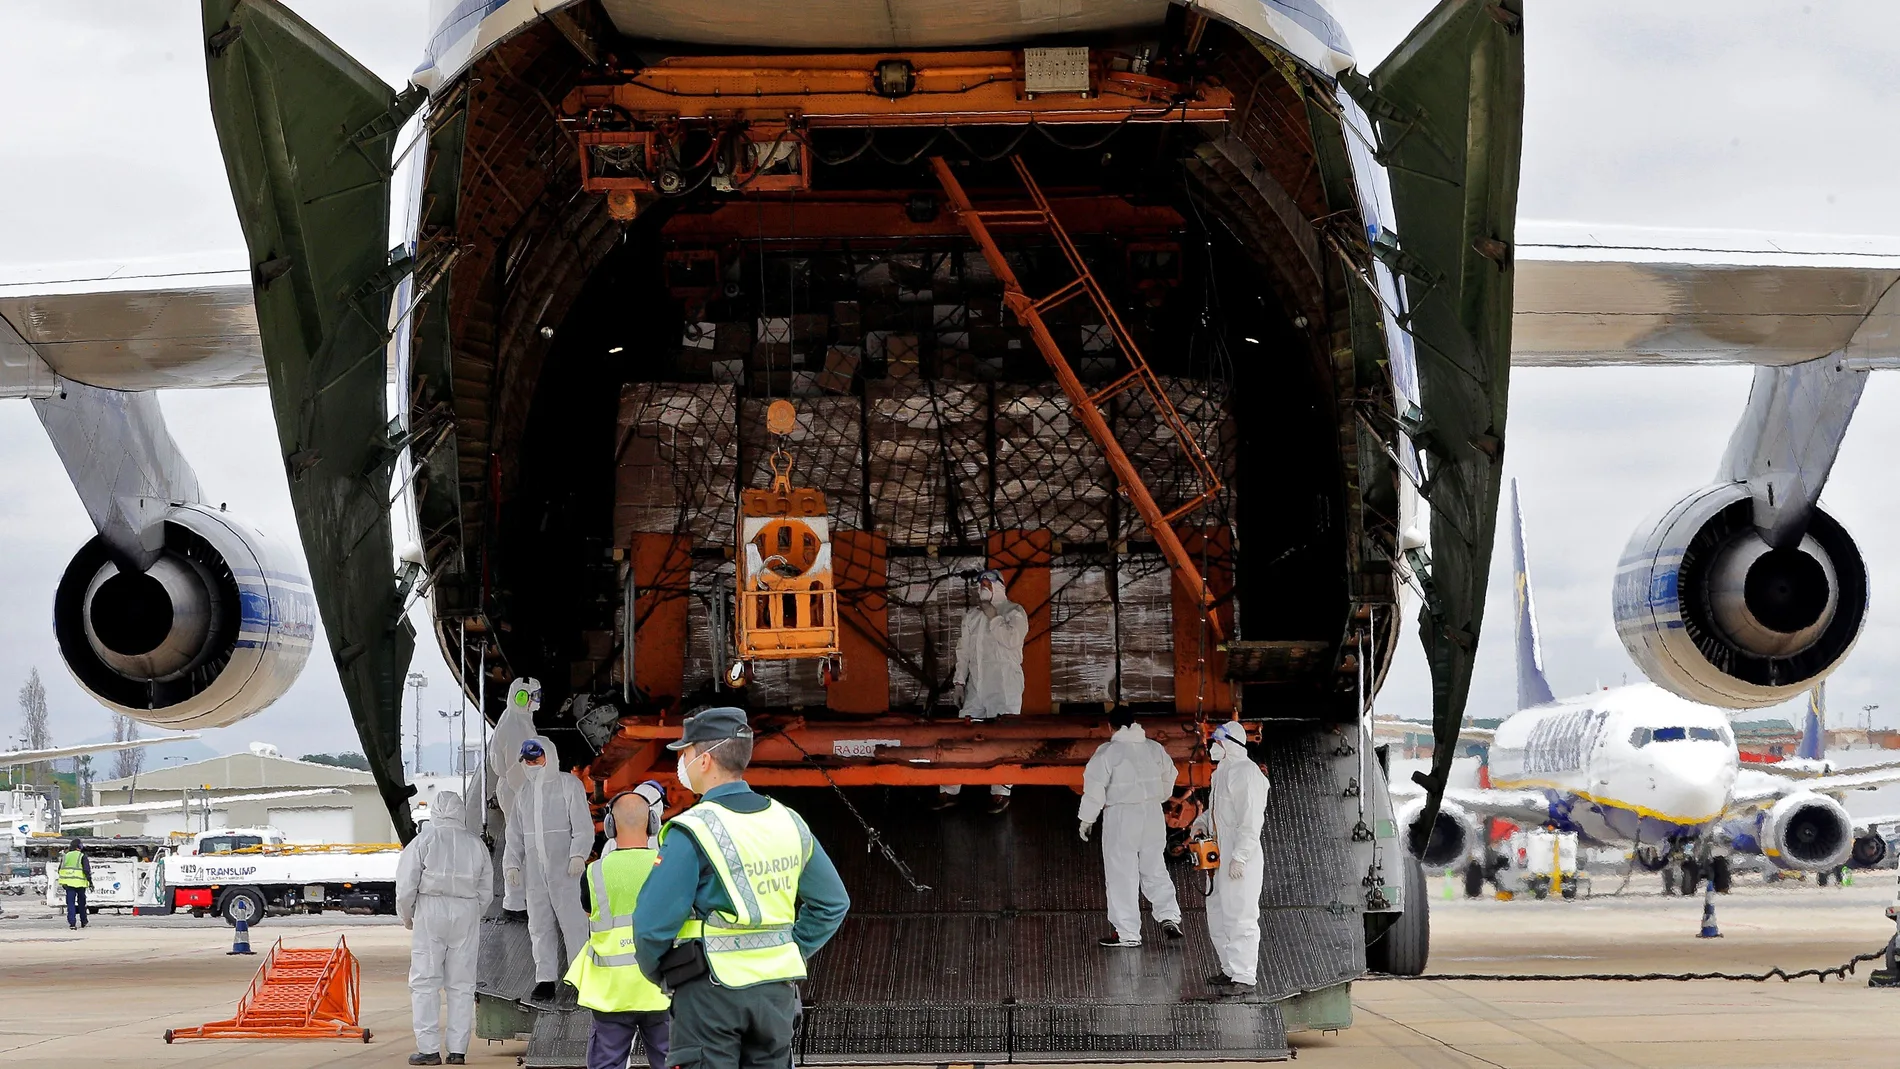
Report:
1395,480,1900,894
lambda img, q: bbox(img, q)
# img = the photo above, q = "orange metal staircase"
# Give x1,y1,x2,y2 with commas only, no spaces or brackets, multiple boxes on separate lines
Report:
164,938,370,1043
929,155,1226,636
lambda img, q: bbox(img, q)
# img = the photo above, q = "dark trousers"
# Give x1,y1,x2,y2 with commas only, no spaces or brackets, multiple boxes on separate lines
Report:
589,1009,669,1069
665,978,798,1069
64,887,87,927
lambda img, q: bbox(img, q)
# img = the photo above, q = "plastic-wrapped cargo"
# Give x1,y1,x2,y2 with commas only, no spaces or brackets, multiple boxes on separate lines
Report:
992,384,1111,545
1115,557,1175,704
614,383,738,548
740,396,865,530
1113,376,1236,541
866,382,990,547
1050,561,1115,705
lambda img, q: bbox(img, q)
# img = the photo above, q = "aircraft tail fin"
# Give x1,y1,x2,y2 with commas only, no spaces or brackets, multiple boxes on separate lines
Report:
1511,479,1557,710
1800,684,1826,761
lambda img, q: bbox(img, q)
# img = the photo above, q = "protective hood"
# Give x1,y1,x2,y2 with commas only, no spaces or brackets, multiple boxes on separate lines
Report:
522,734,558,776
431,790,465,829
1112,724,1146,743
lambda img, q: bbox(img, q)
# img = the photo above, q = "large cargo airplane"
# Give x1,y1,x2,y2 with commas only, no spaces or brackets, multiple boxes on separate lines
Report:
3,0,1898,1056
1395,481,1900,896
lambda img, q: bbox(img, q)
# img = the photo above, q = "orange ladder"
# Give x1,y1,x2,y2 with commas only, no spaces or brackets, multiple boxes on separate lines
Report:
165,938,370,1043
929,155,1225,636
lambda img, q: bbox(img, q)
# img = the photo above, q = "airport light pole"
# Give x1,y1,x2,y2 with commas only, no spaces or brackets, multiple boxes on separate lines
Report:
406,672,429,775
437,709,464,774
1864,704,1881,740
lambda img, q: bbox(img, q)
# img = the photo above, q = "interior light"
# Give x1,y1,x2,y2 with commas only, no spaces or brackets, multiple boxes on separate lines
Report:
1243,337,1260,344
608,346,624,354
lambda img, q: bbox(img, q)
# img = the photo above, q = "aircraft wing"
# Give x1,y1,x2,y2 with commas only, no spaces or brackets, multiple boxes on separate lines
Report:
1511,223,1900,368
1374,718,1494,745
1391,780,1549,825
1729,766,1900,810
0,734,202,769
58,787,347,821
0,259,259,394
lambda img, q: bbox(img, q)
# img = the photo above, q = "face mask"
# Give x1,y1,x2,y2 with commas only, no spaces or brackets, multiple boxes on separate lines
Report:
979,583,997,603
1209,745,1226,763
678,739,728,795
523,760,547,779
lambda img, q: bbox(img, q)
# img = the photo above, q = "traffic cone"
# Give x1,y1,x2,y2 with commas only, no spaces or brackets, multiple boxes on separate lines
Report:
229,916,256,956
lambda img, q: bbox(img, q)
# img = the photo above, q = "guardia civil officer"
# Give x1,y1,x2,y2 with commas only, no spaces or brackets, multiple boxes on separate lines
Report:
633,708,850,1069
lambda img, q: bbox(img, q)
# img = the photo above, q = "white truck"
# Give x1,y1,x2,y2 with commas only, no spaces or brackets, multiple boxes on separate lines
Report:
158,826,403,925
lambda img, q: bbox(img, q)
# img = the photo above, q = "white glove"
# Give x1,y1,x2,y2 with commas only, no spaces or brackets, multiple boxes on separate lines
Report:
404,918,414,931
568,856,587,879
505,867,522,888
1189,813,1209,838
1078,821,1094,843
1227,858,1246,881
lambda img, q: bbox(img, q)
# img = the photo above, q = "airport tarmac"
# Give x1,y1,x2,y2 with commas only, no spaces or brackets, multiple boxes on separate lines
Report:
1,874,1895,1068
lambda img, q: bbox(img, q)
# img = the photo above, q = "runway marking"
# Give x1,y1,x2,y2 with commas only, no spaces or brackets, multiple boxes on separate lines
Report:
1355,1002,1511,1069
1414,980,1647,1069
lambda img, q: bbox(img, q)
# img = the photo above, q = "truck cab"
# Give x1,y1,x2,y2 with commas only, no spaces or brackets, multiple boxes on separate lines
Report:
181,827,286,856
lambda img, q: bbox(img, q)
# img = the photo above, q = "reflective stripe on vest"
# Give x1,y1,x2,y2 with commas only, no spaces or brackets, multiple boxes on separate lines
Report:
563,848,669,1013
57,850,87,888
666,798,812,988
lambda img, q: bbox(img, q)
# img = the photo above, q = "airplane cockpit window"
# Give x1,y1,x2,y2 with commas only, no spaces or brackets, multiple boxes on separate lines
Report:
1652,727,1688,742
1630,727,1653,747
1688,727,1724,742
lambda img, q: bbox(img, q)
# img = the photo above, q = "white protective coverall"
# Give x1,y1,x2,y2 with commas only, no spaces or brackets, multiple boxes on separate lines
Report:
953,587,1029,720
1079,724,1183,942
502,735,593,982
397,791,494,1057
1197,731,1270,985
487,678,541,911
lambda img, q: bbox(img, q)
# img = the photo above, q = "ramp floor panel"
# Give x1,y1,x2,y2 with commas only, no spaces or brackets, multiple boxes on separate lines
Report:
479,723,1363,1065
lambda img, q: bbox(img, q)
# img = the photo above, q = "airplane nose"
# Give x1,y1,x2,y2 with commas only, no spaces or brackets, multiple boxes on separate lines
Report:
1645,752,1733,823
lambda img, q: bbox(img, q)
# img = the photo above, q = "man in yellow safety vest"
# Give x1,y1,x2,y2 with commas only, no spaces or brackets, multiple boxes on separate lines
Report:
565,782,672,1069
57,838,92,930
633,707,851,1069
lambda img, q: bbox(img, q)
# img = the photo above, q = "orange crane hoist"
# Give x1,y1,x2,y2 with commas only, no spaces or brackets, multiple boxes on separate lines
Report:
727,400,844,687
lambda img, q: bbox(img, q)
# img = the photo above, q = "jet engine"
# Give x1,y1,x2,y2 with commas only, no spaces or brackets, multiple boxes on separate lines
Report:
1850,831,1888,870
1759,792,1853,872
1614,484,1866,708
1397,797,1481,867
53,504,314,729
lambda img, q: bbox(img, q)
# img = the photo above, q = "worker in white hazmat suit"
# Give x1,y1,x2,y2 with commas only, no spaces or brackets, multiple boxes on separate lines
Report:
1192,721,1269,994
397,790,493,1066
935,569,1029,814
488,677,542,912
503,735,593,1006
1078,710,1184,947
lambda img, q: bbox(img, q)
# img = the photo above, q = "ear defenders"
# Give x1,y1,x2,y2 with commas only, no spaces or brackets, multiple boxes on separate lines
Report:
603,780,668,839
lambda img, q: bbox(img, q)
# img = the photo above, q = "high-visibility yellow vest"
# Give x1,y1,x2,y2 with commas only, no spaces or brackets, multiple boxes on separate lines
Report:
57,850,88,889
667,798,812,988
564,848,671,1013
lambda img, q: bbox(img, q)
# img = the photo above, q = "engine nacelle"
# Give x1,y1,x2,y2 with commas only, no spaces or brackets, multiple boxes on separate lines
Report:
1760,792,1853,872
1614,484,1866,708
1397,797,1480,867
54,505,315,729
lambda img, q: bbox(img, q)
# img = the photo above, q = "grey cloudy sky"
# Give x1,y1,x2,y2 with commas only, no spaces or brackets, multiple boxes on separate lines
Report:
1,2,1897,762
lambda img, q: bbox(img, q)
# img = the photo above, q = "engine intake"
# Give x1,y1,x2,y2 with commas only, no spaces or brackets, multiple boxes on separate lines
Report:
54,505,314,729
1614,484,1866,708
1398,798,1479,867
1760,792,1853,872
